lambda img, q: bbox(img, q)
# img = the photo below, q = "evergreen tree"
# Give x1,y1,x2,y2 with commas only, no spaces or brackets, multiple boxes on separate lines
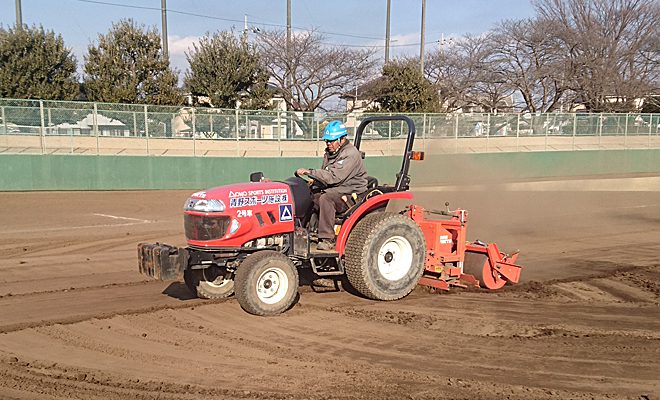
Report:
0,25,78,100
185,31,271,109
372,59,440,113
83,19,181,105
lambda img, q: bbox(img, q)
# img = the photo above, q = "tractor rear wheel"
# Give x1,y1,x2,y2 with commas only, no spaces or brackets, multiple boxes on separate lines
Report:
235,250,299,316
463,252,506,290
344,212,426,301
184,267,235,299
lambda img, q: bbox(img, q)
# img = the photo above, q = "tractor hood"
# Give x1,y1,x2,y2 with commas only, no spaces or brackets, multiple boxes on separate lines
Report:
190,181,292,207
184,181,296,248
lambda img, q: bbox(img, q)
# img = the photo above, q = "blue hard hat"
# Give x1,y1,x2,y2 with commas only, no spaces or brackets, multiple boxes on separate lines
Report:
322,120,348,141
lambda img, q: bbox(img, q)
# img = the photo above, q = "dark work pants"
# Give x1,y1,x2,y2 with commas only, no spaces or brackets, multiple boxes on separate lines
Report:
313,191,348,240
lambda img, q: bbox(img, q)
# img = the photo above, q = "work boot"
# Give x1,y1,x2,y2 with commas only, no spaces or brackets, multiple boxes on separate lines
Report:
316,239,336,251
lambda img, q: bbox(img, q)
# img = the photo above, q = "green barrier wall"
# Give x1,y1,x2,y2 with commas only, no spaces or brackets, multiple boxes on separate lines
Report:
1,150,659,191
410,149,660,186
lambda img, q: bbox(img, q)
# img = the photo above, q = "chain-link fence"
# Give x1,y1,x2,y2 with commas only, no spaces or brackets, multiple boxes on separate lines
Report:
1,98,658,157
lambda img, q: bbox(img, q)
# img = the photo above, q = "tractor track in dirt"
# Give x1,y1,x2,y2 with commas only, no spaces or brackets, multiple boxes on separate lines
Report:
1,263,656,334
0,188,659,399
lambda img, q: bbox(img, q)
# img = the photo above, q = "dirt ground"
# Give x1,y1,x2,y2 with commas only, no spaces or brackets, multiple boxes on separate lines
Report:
0,180,658,400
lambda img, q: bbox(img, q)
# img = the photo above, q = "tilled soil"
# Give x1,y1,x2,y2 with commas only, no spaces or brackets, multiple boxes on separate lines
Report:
0,186,658,400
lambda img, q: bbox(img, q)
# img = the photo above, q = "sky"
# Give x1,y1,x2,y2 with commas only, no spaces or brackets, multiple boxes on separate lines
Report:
1,0,537,78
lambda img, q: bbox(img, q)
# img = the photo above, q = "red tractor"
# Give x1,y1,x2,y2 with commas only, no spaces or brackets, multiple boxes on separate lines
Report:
138,116,522,316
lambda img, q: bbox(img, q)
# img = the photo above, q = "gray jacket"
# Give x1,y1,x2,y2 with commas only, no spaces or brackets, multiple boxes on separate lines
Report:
310,140,368,195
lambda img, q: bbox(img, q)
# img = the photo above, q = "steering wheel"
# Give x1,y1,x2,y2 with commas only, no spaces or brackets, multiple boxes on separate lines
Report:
294,170,328,190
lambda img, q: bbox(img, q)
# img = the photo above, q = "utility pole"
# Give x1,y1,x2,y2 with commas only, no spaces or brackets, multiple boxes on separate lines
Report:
287,0,292,90
161,0,169,61
286,0,292,138
15,0,22,29
420,0,426,75
385,0,391,63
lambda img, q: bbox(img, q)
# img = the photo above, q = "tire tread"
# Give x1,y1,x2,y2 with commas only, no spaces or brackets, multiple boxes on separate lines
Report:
344,212,425,300
235,250,299,316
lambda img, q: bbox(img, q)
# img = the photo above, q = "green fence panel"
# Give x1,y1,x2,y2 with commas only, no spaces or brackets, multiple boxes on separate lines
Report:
410,149,660,185
0,154,403,191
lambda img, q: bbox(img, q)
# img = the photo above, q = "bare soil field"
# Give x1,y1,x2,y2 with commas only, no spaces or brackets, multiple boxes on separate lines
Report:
0,180,658,399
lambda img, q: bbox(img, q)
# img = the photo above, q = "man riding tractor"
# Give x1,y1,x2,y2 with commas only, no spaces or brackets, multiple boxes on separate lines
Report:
296,120,368,251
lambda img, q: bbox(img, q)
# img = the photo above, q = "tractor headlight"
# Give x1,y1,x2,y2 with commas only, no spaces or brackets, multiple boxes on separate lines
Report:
229,218,240,234
184,198,226,213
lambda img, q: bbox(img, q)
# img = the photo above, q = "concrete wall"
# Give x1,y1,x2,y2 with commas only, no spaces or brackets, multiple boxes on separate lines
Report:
4,134,660,157
1,149,659,191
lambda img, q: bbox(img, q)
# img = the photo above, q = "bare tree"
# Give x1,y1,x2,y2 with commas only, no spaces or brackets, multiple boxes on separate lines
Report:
534,0,660,112
491,18,568,113
257,29,376,137
426,34,513,113
426,38,472,112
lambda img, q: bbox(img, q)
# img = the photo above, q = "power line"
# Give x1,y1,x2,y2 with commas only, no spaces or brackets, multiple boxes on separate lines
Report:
321,41,426,49
72,0,450,52
73,0,385,41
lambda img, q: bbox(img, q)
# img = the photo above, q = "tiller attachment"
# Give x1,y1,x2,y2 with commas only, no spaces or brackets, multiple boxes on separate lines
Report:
407,205,523,291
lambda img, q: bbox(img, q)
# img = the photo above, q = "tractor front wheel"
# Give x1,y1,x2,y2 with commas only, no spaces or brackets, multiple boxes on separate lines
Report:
344,212,426,301
184,267,235,299
235,251,299,316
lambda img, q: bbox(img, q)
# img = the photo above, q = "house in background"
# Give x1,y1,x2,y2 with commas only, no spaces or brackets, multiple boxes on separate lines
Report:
54,114,129,136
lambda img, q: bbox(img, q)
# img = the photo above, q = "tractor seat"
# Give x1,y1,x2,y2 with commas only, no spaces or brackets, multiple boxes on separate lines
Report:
335,187,382,221
334,176,377,219
366,176,378,190
333,177,392,221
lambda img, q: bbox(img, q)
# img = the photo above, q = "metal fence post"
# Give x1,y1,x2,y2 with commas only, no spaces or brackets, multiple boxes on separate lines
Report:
544,114,548,151
572,113,577,150
516,113,520,152
454,114,459,153
649,114,653,149
39,100,45,154
486,113,490,152
598,114,603,148
316,119,320,156
624,112,629,148
353,114,357,138
235,108,240,157
192,108,196,157
422,113,426,152
277,111,282,156
47,108,52,136
1,107,6,134
93,103,99,155
388,113,392,155
69,120,74,154
143,105,150,156
132,112,138,137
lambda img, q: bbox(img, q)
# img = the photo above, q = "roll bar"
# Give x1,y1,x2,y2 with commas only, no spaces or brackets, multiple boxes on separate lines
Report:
353,115,416,192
